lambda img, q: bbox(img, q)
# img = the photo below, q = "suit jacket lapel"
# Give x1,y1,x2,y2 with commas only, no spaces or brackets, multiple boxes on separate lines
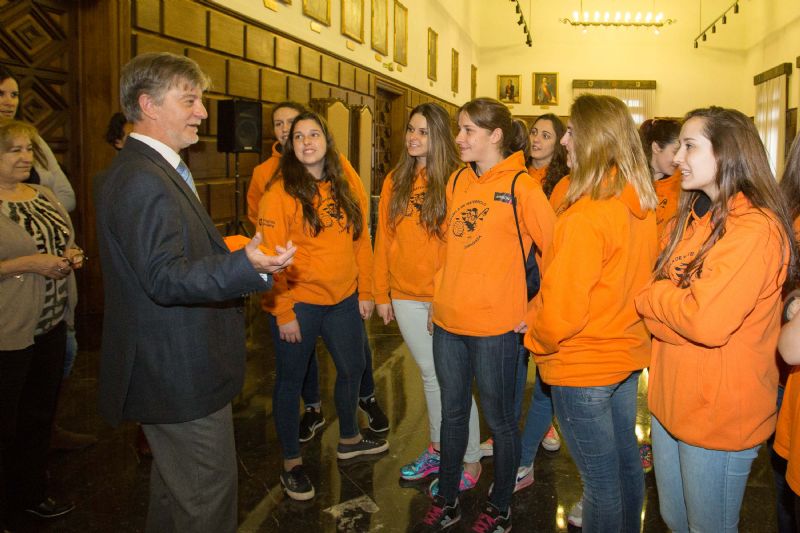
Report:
124,139,228,251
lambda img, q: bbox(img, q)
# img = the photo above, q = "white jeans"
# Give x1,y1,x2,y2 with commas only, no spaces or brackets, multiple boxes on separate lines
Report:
392,299,481,463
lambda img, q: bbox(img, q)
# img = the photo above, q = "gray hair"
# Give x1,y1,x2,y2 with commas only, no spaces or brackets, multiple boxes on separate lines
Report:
119,53,211,122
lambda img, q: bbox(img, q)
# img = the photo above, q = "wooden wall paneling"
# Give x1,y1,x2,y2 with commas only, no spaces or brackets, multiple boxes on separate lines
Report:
187,48,227,94
355,68,369,94
311,81,332,100
133,0,160,31
187,140,227,180
352,105,374,226
236,152,261,178
246,26,275,66
262,68,288,102
163,0,207,46
75,0,131,313
207,180,235,221
275,36,300,73
133,32,186,57
205,97,219,136
321,55,339,85
300,47,321,79
208,11,244,57
340,61,355,89
287,75,310,103
331,87,347,102
228,59,260,99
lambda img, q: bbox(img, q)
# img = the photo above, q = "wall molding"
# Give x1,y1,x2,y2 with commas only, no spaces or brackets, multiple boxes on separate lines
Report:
754,62,792,85
572,79,656,90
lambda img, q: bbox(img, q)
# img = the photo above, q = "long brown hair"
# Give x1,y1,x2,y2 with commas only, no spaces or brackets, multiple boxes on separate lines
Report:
387,103,460,239
565,94,657,211
655,107,797,289
780,134,800,225
274,111,363,240
638,118,681,178
527,114,569,198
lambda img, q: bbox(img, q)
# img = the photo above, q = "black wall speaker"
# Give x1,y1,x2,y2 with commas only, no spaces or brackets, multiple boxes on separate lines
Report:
217,99,262,153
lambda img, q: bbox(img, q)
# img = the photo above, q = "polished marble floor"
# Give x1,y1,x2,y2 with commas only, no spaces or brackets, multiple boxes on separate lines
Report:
20,300,779,532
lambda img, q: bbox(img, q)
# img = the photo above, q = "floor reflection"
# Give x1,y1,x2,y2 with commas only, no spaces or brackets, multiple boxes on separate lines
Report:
22,299,778,532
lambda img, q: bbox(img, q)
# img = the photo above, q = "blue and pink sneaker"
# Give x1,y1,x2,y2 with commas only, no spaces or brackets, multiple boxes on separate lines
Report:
428,466,481,497
401,445,441,481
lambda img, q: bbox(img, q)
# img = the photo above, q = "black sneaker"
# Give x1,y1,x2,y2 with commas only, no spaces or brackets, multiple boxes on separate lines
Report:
298,407,325,443
280,465,315,501
412,495,461,532
470,502,511,533
24,498,75,519
336,436,389,460
358,396,389,432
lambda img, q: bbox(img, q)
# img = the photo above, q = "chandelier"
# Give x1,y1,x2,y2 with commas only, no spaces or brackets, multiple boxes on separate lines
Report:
560,2,675,33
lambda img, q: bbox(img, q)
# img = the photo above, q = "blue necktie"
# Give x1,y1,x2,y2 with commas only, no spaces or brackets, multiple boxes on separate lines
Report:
176,160,199,198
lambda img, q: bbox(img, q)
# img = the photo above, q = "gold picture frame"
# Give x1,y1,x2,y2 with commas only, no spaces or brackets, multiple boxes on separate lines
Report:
393,1,408,66
371,0,388,55
451,49,459,93
303,0,330,26
427,28,438,81
341,0,364,42
497,75,520,104
471,65,477,99
533,72,558,106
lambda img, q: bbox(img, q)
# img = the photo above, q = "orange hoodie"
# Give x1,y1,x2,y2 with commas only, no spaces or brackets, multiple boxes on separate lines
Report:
247,142,282,226
373,168,446,304
257,170,373,325
247,143,361,227
525,181,657,386
775,367,800,493
636,193,789,451
527,164,547,187
432,151,554,336
654,168,682,241
549,176,570,213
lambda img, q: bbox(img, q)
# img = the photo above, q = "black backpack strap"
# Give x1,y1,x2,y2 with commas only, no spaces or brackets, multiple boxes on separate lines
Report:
510,170,528,272
451,166,468,195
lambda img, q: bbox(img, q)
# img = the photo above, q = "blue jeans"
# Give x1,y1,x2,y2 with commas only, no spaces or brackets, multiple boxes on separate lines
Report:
433,326,520,511
301,322,375,407
518,355,554,466
269,294,365,459
651,415,759,533
552,371,643,533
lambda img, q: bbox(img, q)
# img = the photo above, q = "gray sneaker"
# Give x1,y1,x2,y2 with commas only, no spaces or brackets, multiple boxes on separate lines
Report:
336,436,389,460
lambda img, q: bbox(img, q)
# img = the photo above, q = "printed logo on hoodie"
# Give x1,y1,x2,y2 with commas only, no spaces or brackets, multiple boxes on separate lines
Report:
404,185,426,218
318,195,347,232
450,199,489,248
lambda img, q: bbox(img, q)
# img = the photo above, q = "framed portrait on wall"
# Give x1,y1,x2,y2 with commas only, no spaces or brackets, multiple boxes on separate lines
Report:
341,0,364,42
303,0,330,25
497,74,520,104
371,0,388,55
393,1,408,66
533,72,558,105
451,49,459,93
471,64,477,99
427,28,438,81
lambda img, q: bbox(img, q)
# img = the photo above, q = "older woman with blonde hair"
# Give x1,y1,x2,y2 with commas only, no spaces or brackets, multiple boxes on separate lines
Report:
0,118,82,530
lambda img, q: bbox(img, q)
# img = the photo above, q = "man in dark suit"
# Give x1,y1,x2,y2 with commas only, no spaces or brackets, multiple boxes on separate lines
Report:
93,52,295,533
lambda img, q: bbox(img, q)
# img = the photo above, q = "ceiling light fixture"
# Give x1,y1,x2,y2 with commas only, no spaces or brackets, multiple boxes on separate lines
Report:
693,0,740,49
561,2,675,30
511,0,533,47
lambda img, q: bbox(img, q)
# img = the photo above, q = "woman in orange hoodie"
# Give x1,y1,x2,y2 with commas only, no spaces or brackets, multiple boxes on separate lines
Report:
257,112,388,502
766,132,800,532
635,107,796,532
373,103,483,488
413,98,554,533
639,118,682,240
526,114,569,198
525,94,658,533
248,102,388,443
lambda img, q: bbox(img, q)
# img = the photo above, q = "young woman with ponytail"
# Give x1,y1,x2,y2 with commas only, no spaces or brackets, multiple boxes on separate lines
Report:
414,97,554,533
